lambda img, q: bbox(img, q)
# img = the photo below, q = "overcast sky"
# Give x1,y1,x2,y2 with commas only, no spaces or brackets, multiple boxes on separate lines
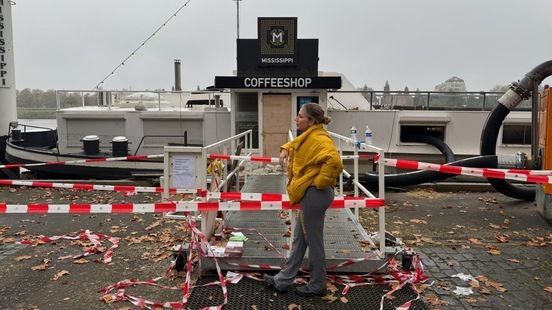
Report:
10,0,552,91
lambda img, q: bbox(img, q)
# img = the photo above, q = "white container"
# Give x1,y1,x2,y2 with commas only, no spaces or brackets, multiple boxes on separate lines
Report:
365,125,373,145
350,126,358,142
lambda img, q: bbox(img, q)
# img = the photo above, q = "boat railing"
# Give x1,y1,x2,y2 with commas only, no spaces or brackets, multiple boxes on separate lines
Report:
8,121,59,153
133,133,201,156
328,90,533,111
55,89,230,111
203,130,254,193
328,131,387,257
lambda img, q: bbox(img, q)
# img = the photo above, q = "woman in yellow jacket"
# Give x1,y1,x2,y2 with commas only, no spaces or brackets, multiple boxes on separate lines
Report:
264,103,343,297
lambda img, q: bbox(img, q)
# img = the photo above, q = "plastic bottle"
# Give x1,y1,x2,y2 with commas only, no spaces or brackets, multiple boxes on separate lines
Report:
364,125,373,145
350,126,358,142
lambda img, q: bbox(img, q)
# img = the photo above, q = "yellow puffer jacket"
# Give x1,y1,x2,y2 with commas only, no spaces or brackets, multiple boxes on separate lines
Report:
281,124,344,206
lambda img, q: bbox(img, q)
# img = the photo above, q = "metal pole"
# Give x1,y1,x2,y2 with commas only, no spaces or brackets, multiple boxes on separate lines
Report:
235,0,241,39
531,84,539,168
370,92,373,110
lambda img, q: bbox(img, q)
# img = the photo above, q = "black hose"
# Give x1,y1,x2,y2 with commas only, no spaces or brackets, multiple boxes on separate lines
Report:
480,104,535,200
402,132,455,163
358,155,497,188
478,60,552,201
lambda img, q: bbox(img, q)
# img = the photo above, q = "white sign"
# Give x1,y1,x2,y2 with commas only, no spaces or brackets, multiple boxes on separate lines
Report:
171,154,196,189
0,0,11,88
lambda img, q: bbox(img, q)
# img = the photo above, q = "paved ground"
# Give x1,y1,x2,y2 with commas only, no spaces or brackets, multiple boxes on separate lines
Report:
0,185,551,309
359,187,552,309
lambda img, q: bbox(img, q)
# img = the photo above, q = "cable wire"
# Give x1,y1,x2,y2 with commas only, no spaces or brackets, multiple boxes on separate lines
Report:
94,0,192,89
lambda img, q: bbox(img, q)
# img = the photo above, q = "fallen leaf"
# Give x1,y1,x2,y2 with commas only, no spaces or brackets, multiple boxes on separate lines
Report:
73,258,89,264
321,294,338,302
340,296,349,303
425,294,448,306
282,243,290,250
495,234,509,243
145,220,163,231
31,264,48,271
487,248,501,255
15,255,32,261
468,238,483,245
507,258,520,264
287,304,301,310
478,287,491,295
52,270,70,281
465,297,477,303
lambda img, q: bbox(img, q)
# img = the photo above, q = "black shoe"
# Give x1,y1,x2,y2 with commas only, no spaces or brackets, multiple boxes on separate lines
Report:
295,285,326,297
263,274,287,293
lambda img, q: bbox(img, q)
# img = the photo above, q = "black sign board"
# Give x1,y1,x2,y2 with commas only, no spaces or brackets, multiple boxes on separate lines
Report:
214,76,341,89
258,17,297,66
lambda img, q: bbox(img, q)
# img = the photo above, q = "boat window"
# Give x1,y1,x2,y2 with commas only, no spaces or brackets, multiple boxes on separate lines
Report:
400,125,445,142
502,124,531,145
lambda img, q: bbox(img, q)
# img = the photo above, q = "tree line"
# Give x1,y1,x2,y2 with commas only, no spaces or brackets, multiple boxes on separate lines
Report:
16,88,97,108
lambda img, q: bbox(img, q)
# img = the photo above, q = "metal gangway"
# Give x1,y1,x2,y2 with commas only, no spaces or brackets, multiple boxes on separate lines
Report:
161,129,396,274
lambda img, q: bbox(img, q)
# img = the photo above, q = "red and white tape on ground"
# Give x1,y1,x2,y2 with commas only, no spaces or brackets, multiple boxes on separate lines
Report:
0,154,164,170
18,229,119,264
383,158,552,184
101,211,230,309
0,197,385,214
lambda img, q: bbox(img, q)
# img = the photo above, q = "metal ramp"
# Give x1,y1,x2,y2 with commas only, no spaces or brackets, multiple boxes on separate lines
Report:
201,174,386,273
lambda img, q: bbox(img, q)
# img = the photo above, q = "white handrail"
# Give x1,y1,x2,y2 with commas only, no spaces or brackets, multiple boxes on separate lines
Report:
328,131,386,258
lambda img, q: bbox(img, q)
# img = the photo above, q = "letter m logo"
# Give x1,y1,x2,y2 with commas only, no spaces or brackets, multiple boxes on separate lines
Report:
268,27,287,48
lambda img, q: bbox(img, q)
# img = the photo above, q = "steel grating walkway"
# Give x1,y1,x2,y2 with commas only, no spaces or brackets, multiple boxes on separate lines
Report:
187,276,428,309
201,174,386,273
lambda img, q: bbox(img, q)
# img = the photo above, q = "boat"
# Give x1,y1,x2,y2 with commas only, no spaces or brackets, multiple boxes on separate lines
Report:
3,85,532,180
4,91,231,179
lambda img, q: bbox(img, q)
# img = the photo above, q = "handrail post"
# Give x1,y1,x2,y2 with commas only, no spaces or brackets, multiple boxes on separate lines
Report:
353,141,359,220
370,91,373,110
338,139,343,196
378,149,386,258
426,92,430,110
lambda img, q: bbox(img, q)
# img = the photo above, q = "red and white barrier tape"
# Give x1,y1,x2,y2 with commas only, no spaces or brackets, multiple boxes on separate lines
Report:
0,179,199,194
0,154,164,170
383,158,552,184
18,229,119,264
102,165,230,309
101,211,230,309
0,198,384,214
211,152,552,182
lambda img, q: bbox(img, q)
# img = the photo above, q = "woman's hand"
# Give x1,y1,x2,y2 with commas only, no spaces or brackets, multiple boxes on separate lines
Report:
279,149,289,167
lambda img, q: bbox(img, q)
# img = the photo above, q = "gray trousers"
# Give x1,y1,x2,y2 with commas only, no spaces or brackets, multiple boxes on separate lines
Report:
273,186,334,293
